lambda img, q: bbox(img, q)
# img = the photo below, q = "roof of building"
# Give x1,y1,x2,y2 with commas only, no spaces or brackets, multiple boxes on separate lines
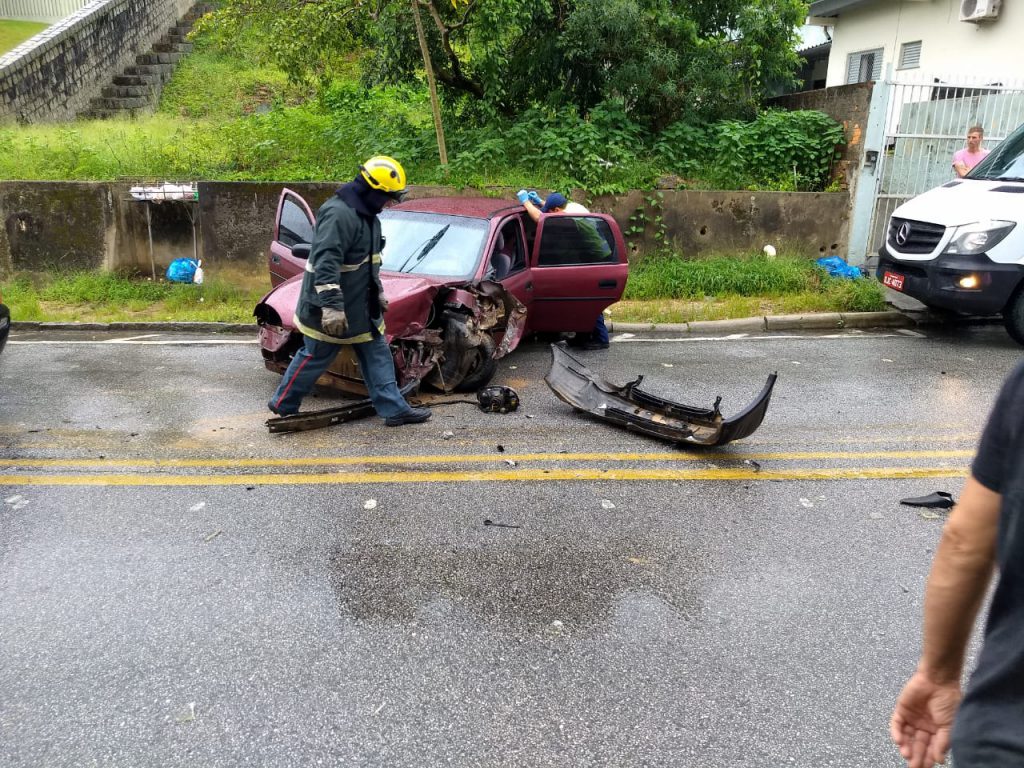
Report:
808,0,872,16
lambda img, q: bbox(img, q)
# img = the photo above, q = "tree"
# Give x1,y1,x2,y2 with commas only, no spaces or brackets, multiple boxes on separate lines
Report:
203,0,808,129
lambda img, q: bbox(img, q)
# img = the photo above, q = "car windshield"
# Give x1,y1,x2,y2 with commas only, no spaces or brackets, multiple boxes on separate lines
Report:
970,123,1024,181
379,211,488,278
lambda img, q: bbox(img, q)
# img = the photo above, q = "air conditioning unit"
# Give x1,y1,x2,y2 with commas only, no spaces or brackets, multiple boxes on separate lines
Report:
960,0,1001,22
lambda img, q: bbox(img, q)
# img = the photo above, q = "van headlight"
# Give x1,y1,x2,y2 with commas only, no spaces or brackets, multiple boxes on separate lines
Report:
943,221,1015,255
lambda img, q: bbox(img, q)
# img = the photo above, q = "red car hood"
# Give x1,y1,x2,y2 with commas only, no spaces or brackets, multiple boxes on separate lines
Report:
257,272,453,339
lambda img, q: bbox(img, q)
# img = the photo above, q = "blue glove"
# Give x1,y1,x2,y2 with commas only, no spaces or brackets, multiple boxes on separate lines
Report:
528,191,544,206
516,189,530,204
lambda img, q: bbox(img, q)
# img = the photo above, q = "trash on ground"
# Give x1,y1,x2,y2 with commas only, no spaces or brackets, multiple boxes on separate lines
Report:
544,342,776,447
203,529,223,542
919,510,944,520
816,255,864,280
744,459,762,472
363,499,378,510
504,459,517,467
601,499,616,510
900,491,955,509
483,519,521,529
799,498,814,508
166,257,200,284
442,430,455,440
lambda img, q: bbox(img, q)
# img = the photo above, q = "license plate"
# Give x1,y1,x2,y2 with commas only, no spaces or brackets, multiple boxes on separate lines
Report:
883,271,905,291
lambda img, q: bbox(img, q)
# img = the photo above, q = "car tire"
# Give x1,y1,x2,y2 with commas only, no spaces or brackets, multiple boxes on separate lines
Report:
455,333,497,392
425,314,498,392
1003,288,1024,346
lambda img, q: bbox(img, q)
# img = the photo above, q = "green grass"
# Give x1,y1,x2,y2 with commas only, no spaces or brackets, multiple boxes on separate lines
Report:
0,20,48,55
1,266,269,323
1,256,886,325
615,251,886,322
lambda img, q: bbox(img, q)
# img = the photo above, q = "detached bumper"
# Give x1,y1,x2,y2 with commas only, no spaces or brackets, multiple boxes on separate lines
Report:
544,342,776,447
877,247,1024,315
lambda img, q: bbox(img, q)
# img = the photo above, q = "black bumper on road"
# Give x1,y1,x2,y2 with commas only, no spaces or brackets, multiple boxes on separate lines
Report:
876,247,1024,315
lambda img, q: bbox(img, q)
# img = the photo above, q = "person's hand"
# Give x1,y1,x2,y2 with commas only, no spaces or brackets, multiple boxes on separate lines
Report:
528,191,543,206
321,307,348,336
379,294,389,312
516,189,530,204
890,671,962,768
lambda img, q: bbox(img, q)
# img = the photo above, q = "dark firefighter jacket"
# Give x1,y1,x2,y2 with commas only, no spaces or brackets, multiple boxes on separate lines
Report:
293,191,386,345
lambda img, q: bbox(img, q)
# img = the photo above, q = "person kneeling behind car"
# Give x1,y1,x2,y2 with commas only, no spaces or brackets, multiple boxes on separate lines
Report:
516,189,611,350
267,156,431,427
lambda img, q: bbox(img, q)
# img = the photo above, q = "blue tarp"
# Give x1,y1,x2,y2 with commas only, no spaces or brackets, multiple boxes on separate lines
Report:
816,256,864,280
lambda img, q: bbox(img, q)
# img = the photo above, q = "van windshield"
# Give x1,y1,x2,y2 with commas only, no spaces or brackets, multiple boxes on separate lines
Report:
970,124,1024,181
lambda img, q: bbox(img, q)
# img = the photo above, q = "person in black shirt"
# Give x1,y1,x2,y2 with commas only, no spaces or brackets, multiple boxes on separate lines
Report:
890,360,1024,767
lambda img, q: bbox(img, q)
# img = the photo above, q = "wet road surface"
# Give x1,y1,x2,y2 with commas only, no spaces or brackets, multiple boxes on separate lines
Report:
0,324,1019,766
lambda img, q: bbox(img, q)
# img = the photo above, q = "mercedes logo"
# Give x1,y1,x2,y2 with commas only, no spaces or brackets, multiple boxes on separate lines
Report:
895,222,912,246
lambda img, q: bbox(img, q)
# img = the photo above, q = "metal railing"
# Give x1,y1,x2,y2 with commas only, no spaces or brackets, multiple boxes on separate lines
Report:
0,0,90,22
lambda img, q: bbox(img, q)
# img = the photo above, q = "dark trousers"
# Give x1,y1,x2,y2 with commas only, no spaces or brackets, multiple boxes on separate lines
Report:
269,332,411,418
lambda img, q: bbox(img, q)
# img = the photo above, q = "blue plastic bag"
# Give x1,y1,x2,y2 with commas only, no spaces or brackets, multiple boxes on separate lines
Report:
816,256,864,280
166,258,198,283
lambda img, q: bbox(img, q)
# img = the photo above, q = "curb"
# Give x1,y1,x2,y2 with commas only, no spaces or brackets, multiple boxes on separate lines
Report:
11,321,257,333
609,310,916,334
11,312,920,335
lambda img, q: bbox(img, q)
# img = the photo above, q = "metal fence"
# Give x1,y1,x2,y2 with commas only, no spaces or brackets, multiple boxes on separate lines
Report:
868,74,1024,254
0,0,90,22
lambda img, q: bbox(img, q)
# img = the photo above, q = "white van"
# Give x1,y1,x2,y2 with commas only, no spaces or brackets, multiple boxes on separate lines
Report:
876,122,1024,344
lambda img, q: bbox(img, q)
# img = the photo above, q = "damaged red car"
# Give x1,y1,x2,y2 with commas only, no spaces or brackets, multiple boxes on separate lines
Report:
255,189,628,394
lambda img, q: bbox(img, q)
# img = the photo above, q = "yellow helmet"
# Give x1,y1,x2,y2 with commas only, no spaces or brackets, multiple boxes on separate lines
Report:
360,155,407,196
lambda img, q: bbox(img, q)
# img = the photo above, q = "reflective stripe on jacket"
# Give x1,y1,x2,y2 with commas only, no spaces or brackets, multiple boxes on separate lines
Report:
294,195,386,344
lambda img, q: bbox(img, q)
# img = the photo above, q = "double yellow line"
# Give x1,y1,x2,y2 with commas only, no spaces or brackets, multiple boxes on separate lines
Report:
0,449,972,486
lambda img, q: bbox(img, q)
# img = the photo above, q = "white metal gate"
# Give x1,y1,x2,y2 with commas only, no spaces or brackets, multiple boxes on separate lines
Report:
867,74,1024,256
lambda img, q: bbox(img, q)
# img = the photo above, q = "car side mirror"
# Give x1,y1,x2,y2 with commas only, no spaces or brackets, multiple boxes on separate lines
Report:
291,242,311,259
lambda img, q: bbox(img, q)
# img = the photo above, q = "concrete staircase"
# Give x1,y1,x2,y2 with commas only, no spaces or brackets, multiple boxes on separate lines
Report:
79,2,216,119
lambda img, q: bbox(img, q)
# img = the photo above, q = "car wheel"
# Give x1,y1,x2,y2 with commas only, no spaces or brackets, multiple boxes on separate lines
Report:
1003,288,1024,346
455,333,497,392
425,314,498,392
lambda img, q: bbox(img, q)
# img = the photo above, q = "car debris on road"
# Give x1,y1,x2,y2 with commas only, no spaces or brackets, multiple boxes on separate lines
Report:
543,342,777,447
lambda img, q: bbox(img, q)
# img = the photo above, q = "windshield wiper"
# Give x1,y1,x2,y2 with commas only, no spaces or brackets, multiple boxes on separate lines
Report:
994,176,1024,182
395,225,450,273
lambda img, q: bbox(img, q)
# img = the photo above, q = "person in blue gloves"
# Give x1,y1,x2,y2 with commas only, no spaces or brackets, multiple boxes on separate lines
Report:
515,189,610,350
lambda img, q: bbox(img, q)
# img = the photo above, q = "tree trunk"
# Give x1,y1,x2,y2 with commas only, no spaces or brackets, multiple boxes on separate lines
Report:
411,0,447,166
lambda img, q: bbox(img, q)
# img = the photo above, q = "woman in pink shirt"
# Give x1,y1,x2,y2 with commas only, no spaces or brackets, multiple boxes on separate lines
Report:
953,125,990,177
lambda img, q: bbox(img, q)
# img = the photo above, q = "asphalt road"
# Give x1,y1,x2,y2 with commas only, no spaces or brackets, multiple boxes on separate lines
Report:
1,324,1020,767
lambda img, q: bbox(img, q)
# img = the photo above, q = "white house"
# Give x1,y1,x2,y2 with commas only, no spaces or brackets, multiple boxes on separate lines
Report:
808,0,1023,88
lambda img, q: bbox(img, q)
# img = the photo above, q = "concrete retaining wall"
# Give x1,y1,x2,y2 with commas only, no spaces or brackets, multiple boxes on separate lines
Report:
0,0,195,124
0,181,851,279
768,83,874,195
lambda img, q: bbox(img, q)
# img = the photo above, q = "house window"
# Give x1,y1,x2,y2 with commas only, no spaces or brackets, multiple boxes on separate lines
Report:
846,48,883,84
899,41,922,70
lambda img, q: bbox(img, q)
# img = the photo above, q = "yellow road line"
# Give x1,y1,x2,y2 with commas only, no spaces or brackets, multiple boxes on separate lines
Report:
0,466,969,487
0,449,976,469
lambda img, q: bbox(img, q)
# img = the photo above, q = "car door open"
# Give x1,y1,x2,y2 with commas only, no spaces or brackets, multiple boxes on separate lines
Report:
526,213,628,332
270,188,316,286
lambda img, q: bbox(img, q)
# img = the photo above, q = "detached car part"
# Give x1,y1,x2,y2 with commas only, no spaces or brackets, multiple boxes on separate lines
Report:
544,342,776,446
267,381,420,433
477,385,520,413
